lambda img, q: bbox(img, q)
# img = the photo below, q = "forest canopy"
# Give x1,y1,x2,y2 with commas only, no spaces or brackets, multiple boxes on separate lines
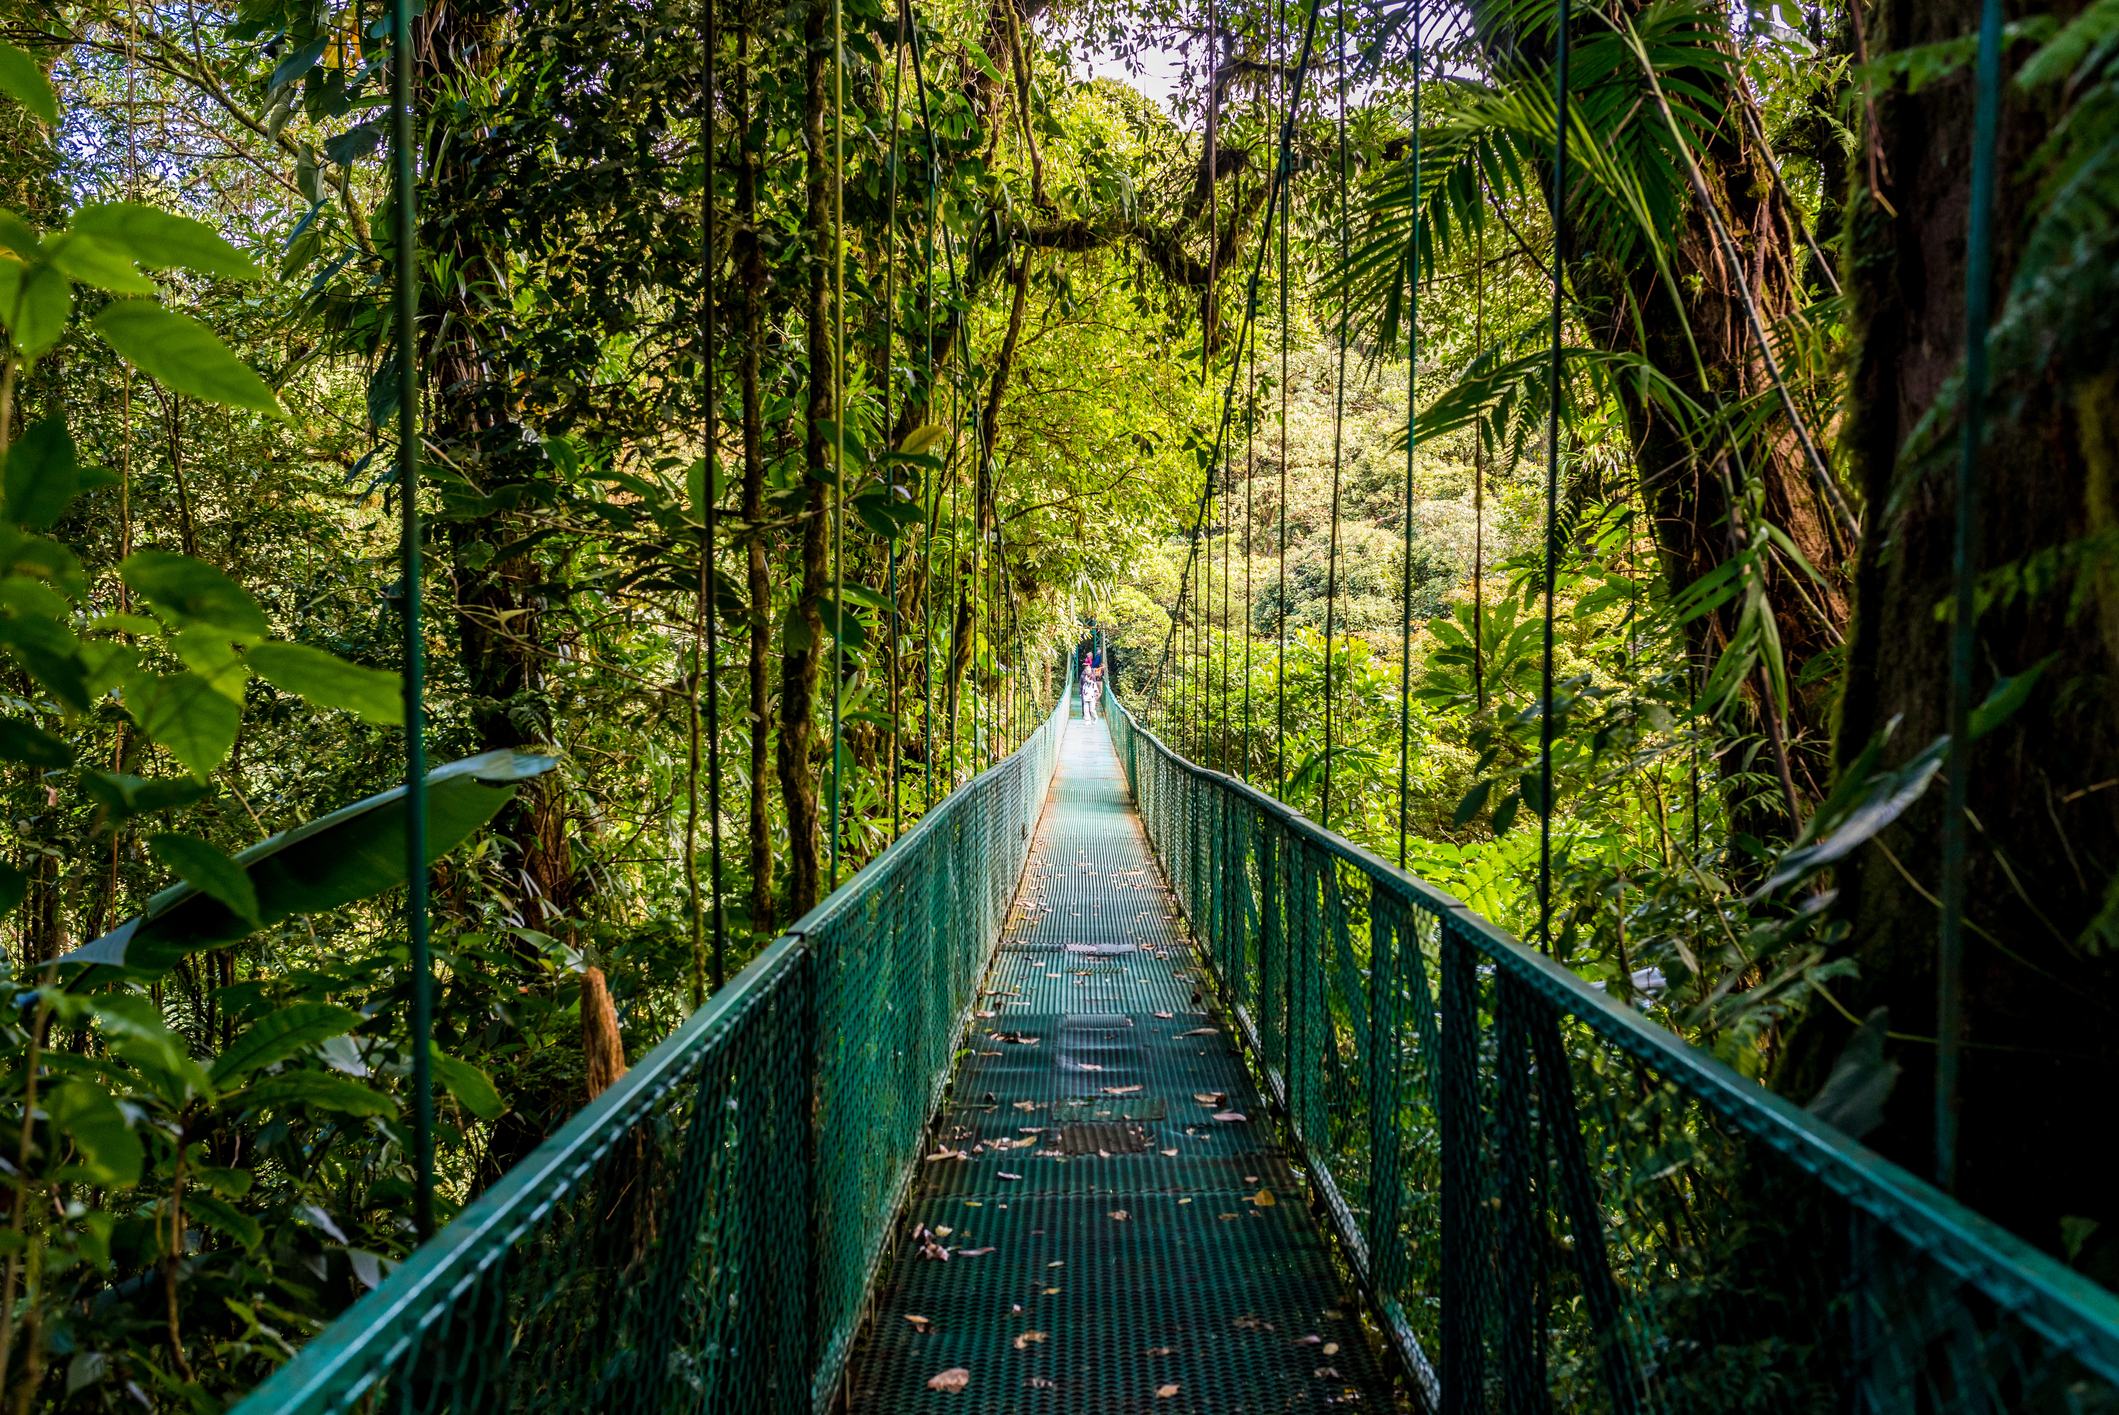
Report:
0,0,2116,1406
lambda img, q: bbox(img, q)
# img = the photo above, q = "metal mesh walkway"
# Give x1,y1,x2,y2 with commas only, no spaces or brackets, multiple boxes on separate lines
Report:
848,713,1397,1412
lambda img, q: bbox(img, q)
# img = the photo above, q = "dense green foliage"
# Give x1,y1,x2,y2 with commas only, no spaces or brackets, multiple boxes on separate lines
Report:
0,0,2115,1405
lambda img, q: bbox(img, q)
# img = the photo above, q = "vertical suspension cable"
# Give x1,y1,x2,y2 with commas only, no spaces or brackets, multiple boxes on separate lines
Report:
1396,3,1421,869
829,0,846,889
1275,0,1290,796
884,12,906,841
1319,0,1349,830
700,0,727,996
388,0,433,1244
1243,240,1255,783
1471,193,1486,713
1938,0,2003,1194
1537,0,1571,955
909,1,940,811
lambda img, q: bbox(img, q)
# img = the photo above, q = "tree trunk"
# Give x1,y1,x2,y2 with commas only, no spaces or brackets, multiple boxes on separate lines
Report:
1793,0,2119,1263
777,0,832,917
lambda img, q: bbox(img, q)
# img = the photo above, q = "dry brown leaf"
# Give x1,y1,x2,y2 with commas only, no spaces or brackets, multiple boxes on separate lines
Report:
1028,1376,1056,1389
1159,1148,1179,1157
905,1314,932,1328
927,1367,971,1393
1252,1189,1276,1207
1323,1342,1341,1355
1078,1063,1104,1072
1103,1084,1144,1095
961,1246,996,1256
998,1172,1022,1181
1012,1331,1049,1350
1193,1092,1226,1106
1108,1209,1130,1221
1212,1110,1248,1123
1156,1383,1180,1398
1153,1011,1175,1019
1146,1345,1174,1356
1042,1286,1061,1295
1294,1335,1322,1346
1177,1027,1218,1037
1178,1196,1193,1204
1315,1366,1342,1379
1048,1260,1064,1267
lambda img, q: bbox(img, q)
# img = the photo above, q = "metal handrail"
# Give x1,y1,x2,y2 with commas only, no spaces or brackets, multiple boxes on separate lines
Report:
1107,685,2119,1408
236,671,1076,1415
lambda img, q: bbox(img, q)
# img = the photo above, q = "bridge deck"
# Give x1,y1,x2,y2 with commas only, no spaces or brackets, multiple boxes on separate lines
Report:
848,714,1399,1413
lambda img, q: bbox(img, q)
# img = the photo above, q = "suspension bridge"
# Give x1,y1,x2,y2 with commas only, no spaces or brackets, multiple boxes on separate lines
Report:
228,673,2119,1414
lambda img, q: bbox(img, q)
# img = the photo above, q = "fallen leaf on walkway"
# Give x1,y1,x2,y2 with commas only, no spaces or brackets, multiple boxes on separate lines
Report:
905,1314,932,1329
1160,1148,1179,1157
1013,1331,1048,1350
927,1150,965,1161
1219,1213,1239,1221
1323,1342,1340,1355
1178,1197,1193,1204
1013,1101,1043,1111
1178,1027,1218,1037
1019,1126,1044,1133
975,1010,997,1018
1315,1366,1341,1379
998,1172,1021,1181
1146,1345,1173,1356
1157,1383,1180,1398
1048,1260,1064,1267
1194,1093,1226,1106
935,1227,953,1236
1294,1335,1322,1346
1232,1315,1274,1331
1109,1210,1129,1221
1252,1190,1276,1207
1078,1063,1103,1071
1103,1084,1143,1095
960,1247,996,1256
1028,1376,1056,1389
1043,1286,1061,1295
1212,1111,1248,1123
927,1367,970,1393
1154,1011,1175,1019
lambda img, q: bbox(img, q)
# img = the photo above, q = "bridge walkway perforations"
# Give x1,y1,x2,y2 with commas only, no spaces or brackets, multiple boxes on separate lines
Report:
847,714,1400,1413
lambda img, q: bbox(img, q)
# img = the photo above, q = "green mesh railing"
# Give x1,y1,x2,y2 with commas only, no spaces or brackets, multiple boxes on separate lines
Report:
233,677,1073,1415
1107,688,2119,1412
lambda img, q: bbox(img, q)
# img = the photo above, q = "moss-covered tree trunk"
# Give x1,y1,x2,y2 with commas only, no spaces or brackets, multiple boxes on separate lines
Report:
1802,0,2119,1266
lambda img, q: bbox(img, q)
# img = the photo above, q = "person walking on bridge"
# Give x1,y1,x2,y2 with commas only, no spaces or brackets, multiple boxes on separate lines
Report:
1081,651,1103,721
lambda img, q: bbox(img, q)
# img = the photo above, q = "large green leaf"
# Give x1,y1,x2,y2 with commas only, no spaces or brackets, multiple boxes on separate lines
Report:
58,750,557,976
44,232,157,295
248,642,403,726
69,203,263,280
149,834,261,929
240,1070,397,1118
45,1081,141,1187
430,1044,506,1121
0,610,89,712
0,716,68,768
119,550,269,636
4,416,116,528
209,1003,362,1085
0,255,74,360
0,41,56,128
124,669,241,779
92,301,283,415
